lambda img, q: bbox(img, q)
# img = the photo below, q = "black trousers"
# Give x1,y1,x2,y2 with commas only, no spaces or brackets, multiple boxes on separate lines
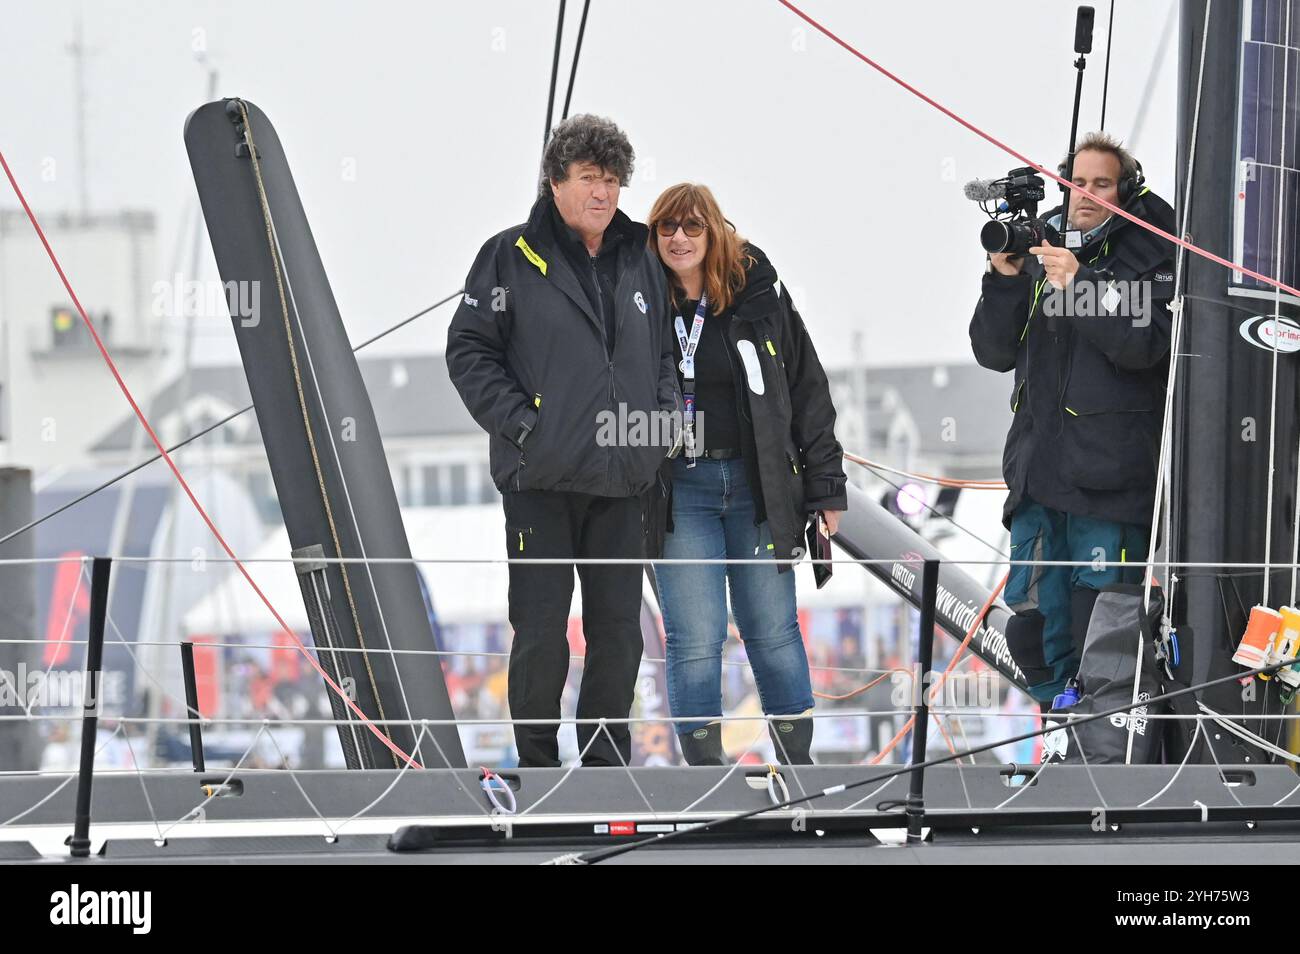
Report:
502,490,644,767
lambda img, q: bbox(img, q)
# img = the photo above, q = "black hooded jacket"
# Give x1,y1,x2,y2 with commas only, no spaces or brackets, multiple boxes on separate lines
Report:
646,245,848,571
969,188,1177,528
446,195,682,497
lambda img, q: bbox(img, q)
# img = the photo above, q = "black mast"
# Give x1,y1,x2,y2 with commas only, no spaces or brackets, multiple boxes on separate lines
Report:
1173,0,1300,758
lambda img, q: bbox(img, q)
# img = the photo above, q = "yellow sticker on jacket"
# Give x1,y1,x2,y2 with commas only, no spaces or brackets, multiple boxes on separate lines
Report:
515,236,547,276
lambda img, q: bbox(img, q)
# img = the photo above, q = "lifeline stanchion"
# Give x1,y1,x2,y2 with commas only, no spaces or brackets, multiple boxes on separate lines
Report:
905,559,939,844
69,557,111,858
180,640,205,773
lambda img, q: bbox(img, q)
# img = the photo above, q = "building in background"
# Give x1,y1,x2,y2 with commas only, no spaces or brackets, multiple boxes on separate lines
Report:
88,356,1012,526
89,355,494,524
829,362,1010,484
0,209,159,469
76,353,1017,767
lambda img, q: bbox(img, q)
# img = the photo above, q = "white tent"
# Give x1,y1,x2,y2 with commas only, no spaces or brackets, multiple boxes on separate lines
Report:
183,504,514,635
181,501,892,639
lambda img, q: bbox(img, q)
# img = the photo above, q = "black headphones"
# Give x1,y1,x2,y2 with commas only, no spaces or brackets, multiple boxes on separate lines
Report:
1059,155,1145,205
1118,158,1146,204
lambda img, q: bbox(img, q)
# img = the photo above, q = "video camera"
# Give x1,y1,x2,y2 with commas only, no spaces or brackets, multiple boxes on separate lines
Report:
966,6,1098,257
964,169,1060,256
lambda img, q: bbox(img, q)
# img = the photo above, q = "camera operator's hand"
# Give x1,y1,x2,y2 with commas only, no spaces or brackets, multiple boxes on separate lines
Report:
988,252,1024,277
1029,237,1080,290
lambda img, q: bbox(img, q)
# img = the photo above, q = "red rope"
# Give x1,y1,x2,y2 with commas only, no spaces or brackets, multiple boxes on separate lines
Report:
870,572,1009,765
778,0,1300,300
0,150,421,770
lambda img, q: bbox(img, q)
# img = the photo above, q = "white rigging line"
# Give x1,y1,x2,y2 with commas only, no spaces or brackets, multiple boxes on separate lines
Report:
0,724,125,827
12,560,86,719
1291,368,1300,597
1131,0,1213,765
1202,701,1300,765
1143,5,1210,611
263,728,341,840
676,724,768,813
1284,6,1300,613
115,720,165,844
1133,719,1203,807
1262,0,1293,609
159,724,268,840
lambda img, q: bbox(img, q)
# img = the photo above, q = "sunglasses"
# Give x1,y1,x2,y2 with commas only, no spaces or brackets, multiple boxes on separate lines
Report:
656,218,707,238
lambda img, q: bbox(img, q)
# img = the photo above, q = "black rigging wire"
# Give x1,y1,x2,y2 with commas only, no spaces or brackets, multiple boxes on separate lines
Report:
571,653,1300,864
0,289,464,550
560,0,591,121
543,0,568,147
1099,0,1116,130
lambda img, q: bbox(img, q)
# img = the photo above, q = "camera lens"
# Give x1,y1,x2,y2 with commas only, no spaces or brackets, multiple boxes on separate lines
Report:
982,219,1041,255
980,220,1015,254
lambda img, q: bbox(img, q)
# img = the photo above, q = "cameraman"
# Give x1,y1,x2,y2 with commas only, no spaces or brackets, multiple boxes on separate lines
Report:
969,132,1176,710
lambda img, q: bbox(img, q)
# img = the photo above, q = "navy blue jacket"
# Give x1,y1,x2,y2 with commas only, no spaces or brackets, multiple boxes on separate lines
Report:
446,195,682,497
969,189,1177,528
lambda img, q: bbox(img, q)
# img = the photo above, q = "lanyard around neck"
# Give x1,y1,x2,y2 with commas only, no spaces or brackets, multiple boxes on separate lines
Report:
674,294,709,380
673,294,708,465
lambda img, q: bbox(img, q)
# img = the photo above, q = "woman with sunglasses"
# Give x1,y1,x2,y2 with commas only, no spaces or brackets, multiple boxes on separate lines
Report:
645,183,847,765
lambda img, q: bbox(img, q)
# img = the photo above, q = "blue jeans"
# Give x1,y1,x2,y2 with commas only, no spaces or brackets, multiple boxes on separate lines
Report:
654,457,814,734
1004,499,1150,702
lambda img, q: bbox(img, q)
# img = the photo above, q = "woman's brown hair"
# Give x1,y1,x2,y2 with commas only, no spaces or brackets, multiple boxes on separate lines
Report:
647,183,752,315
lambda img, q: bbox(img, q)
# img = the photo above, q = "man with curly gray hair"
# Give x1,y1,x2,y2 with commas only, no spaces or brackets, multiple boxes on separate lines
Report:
538,113,635,200
447,114,681,768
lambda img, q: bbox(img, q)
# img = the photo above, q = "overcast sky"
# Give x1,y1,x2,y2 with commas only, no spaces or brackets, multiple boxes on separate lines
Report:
3,0,1179,371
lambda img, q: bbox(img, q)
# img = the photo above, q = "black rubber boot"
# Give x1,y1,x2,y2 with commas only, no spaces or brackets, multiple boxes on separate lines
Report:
768,716,814,765
677,722,725,766
1070,587,1101,658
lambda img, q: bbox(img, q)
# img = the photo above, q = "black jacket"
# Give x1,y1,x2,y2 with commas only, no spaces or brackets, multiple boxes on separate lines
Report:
446,195,682,498
647,245,848,571
969,189,1177,528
